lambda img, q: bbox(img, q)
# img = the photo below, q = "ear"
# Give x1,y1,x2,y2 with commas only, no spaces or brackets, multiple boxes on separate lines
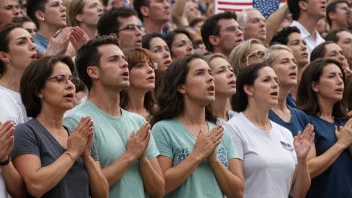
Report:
87,66,100,80
298,1,308,11
76,14,84,23
209,35,220,46
140,6,149,17
0,52,9,63
34,10,45,21
177,84,186,94
312,81,319,92
109,33,118,39
328,12,336,21
243,84,254,96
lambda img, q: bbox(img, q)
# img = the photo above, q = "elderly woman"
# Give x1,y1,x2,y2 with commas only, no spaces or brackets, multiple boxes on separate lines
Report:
228,38,266,76
11,55,108,198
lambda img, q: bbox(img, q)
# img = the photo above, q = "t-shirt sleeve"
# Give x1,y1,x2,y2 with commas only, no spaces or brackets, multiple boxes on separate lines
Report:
151,123,173,159
223,129,239,159
223,123,244,160
11,123,40,159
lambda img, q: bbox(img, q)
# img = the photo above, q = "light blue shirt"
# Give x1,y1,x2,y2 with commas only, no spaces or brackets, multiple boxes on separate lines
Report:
34,33,49,54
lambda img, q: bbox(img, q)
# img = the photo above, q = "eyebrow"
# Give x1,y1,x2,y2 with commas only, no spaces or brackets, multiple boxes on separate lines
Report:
16,36,29,40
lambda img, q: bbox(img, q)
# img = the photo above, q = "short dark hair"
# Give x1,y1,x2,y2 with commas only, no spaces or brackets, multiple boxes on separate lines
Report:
231,62,270,112
164,29,193,57
97,7,138,36
296,58,347,118
325,28,350,43
287,0,307,21
75,36,119,90
142,32,164,50
151,53,217,125
12,16,33,24
270,26,301,46
121,48,157,116
20,55,75,118
201,11,237,52
26,0,47,29
310,41,335,62
0,23,22,76
326,0,348,26
133,0,150,22
189,17,204,28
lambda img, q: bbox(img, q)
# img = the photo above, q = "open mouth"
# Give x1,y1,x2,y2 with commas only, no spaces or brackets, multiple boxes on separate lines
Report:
147,76,155,80
164,60,171,65
122,72,129,77
335,88,344,92
31,53,37,59
288,72,297,77
64,93,74,99
208,85,215,92
236,38,243,43
270,91,278,96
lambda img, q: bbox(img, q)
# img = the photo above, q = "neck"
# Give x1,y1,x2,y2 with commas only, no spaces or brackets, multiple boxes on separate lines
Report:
317,96,335,122
79,24,97,40
125,87,148,114
243,101,271,127
213,47,229,57
36,107,65,132
178,100,207,125
272,85,290,112
143,19,164,34
330,22,346,31
0,68,24,92
88,85,122,117
212,95,230,120
297,14,320,39
37,24,62,40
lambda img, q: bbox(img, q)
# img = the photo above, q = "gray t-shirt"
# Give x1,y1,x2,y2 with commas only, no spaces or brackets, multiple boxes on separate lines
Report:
11,119,99,198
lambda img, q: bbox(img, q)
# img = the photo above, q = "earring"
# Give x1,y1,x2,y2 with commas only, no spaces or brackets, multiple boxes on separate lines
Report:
41,17,45,21
39,94,43,99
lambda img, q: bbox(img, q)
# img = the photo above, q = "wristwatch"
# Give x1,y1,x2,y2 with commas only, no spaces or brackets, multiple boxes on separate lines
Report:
0,156,11,166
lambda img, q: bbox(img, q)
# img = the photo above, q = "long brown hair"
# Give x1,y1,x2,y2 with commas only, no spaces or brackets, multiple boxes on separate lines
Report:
151,54,217,126
121,48,157,117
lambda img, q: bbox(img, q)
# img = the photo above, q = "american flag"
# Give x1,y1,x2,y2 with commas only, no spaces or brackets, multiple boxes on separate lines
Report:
215,0,287,18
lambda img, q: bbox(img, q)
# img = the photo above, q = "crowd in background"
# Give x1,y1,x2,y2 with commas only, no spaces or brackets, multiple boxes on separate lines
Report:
0,0,352,197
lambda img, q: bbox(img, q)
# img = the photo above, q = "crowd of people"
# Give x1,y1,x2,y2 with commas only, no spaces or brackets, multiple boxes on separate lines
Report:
0,0,352,197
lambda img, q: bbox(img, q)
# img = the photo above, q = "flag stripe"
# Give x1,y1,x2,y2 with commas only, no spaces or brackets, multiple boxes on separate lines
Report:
216,0,286,14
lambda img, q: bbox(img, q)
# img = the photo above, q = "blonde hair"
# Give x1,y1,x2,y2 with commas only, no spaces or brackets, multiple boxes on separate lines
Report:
67,0,86,27
228,38,264,76
265,44,292,66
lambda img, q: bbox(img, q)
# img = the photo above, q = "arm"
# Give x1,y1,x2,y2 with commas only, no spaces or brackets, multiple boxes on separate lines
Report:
83,158,109,198
171,0,188,27
157,153,203,194
102,123,151,187
1,162,25,198
13,153,78,197
0,121,24,198
82,132,109,198
290,125,314,197
208,158,244,198
307,122,352,179
265,4,289,44
139,157,165,198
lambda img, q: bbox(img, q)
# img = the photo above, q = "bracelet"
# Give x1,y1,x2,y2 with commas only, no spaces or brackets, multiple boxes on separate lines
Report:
0,156,11,166
64,152,76,161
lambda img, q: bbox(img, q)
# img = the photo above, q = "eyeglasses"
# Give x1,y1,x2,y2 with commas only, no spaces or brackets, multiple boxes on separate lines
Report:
220,26,245,33
47,74,80,86
246,50,266,65
117,24,145,34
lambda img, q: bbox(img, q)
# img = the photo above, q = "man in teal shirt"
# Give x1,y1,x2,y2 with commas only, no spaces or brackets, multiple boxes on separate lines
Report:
64,36,164,198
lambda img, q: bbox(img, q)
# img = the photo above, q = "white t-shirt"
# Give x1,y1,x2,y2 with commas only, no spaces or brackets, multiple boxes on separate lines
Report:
224,113,297,198
0,86,28,125
0,86,27,198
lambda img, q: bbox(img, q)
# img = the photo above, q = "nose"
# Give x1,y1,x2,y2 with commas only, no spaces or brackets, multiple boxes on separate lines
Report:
135,27,142,36
301,42,307,51
164,0,170,9
163,49,170,58
228,70,234,78
121,59,128,68
60,3,66,11
13,7,20,15
29,40,37,51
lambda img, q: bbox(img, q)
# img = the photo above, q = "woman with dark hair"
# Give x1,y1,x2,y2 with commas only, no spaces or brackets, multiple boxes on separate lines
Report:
164,29,194,60
296,58,352,198
151,54,244,198
265,44,310,137
310,41,352,79
225,62,313,197
206,53,237,124
121,48,157,122
142,33,172,84
67,0,103,40
11,55,108,198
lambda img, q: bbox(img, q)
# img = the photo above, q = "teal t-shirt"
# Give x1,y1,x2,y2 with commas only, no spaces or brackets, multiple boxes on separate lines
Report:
152,118,238,198
64,101,159,198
